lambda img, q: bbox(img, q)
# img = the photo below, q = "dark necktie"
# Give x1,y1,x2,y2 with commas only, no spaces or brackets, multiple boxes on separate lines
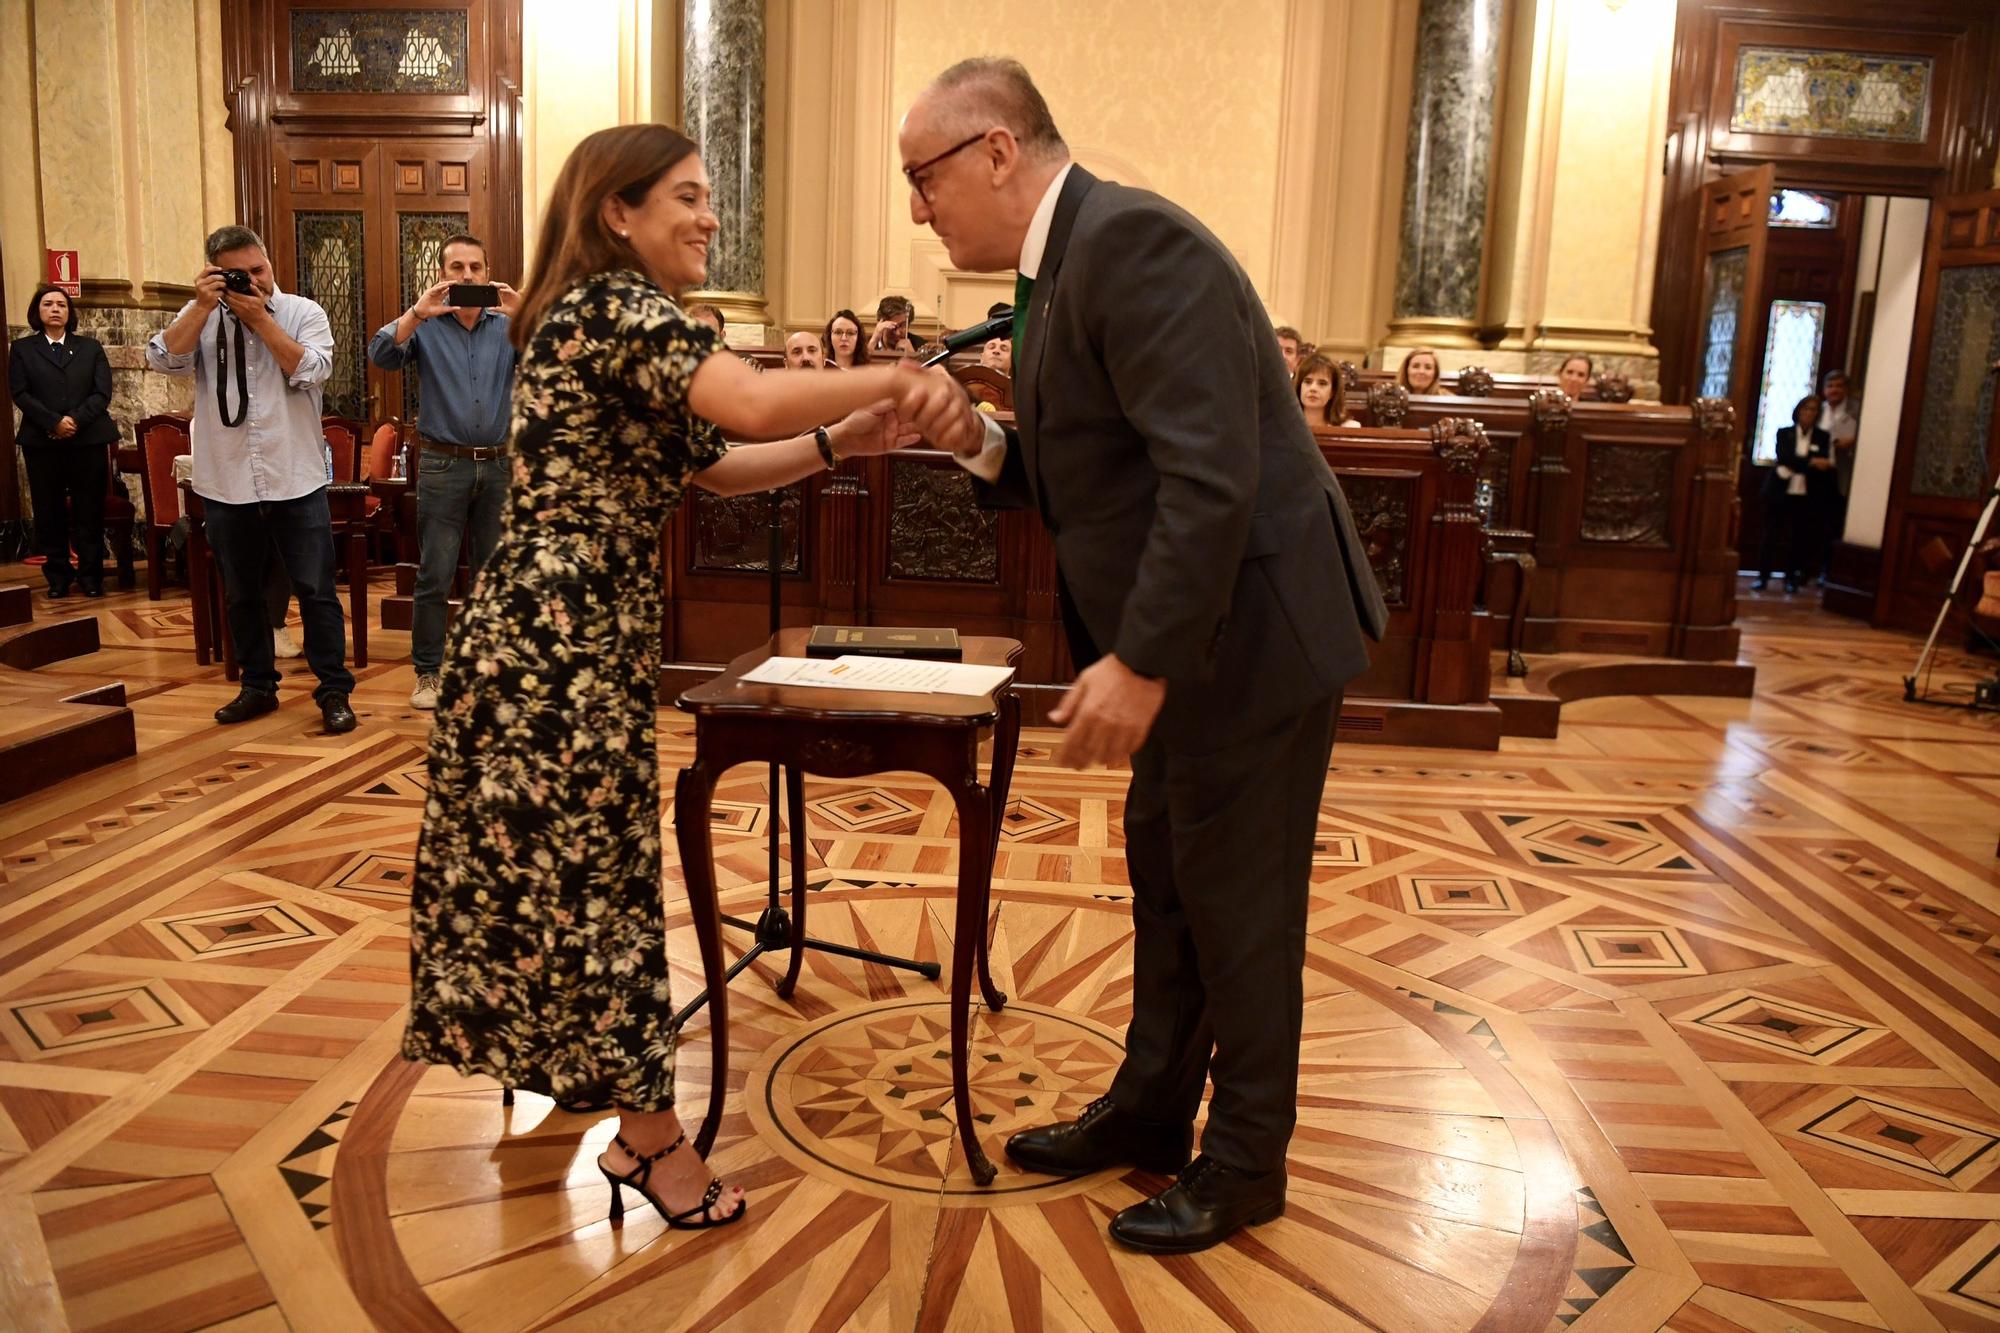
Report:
45,340,66,366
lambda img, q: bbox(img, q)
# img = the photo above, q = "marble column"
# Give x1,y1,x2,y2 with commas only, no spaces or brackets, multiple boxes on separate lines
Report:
682,0,770,342
1386,0,1506,352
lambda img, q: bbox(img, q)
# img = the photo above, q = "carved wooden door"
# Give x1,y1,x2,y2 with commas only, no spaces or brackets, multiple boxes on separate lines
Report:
1684,164,1774,438
225,0,522,428
1874,188,2000,632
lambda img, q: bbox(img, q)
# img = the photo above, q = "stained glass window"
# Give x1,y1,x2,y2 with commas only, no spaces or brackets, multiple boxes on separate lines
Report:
1699,248,1748,401
1731,48,1932,144
1770,189,1839,229
1911,265,2000,499
293,212,366,420
1753,300,1827,466
397,212,470,422
291,10,468,94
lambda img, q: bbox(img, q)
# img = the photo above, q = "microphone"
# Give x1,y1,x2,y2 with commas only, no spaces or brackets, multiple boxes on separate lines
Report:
919,310,1013,367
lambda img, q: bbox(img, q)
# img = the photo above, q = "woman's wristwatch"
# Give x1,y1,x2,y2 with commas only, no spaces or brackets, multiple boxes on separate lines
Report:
814,425,838,469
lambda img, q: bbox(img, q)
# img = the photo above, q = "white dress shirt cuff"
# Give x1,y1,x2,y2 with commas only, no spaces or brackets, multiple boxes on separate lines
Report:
950,414,1008,484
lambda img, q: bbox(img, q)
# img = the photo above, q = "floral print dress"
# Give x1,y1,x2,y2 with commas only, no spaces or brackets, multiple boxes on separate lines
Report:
403,270,726,1111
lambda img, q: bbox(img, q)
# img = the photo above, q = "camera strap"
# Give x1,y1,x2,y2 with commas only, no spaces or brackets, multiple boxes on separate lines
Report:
215,310,249,428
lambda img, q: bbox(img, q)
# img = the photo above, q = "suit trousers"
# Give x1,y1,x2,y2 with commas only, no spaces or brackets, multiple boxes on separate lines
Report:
1107,691,1340,1174
201,488,357,704
22,444,107,580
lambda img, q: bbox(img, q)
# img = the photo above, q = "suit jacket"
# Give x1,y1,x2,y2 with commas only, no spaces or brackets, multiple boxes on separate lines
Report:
9,333,118,450
1762,425,1836,502
982,167,1388,752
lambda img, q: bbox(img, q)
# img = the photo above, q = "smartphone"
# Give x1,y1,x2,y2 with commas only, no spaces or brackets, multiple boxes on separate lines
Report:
448,283,500,307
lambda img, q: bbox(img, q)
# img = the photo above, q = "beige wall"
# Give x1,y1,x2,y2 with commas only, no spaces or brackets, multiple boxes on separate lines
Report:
0,0,234,313
764,0,1417,349
1478,0,1675,394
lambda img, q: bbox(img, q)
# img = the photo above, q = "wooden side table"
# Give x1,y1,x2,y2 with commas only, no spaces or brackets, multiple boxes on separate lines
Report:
672,630,1023,1184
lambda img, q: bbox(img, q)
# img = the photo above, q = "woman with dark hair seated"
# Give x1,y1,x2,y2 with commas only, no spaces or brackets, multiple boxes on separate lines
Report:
822,309,869,369
1294,352,1358,428
1754,394,1836,594
1397,347,1441,395
1556,354,1593,400
8,284,120,598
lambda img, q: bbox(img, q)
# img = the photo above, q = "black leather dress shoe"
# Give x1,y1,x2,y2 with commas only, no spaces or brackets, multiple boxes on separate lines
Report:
46,578,71,599
320,692,357,734
1004,1095,1193,1177
1108,1155,1286,1254
79,579,104,598
214,688,279,724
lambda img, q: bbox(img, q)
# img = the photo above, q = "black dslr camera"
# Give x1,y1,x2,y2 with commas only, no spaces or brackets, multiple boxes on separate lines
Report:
220,268,255,295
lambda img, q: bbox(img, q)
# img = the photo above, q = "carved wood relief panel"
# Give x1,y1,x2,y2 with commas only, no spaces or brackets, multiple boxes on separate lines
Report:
690,485,804,574
1581,444,1677,545
886,463,999,583
1336,472,1414,606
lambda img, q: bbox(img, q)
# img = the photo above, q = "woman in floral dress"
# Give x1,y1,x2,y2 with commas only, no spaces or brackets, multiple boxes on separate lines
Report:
402,124,980,1228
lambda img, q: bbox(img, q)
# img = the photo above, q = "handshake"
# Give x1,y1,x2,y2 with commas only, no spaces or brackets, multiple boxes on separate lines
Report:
824,361,987,461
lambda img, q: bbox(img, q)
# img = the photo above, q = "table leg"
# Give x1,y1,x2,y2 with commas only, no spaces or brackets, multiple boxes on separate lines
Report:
948,778,997,1186
349,530,369,668
779,765,808,998
188,527,212,667
978,692,1021,1012
672,760,731,1159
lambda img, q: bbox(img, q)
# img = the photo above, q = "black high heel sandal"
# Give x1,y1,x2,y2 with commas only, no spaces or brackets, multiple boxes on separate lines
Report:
599,1131,746,1230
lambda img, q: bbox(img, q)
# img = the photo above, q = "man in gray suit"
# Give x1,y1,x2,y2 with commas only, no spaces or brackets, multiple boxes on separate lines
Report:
899,59,1387,1253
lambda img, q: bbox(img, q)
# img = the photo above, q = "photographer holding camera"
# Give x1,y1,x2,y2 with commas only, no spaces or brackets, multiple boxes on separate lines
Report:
147,225,357,733
368,233,521,711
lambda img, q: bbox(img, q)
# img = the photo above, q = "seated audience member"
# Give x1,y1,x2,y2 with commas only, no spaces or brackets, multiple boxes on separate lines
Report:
1295,352,1358,428
9,284,119,598
685,302,725,336
1557,354,1593,399
1754,394,1836,595
823,309,868,369
1274,325,1306,377
980,337,1011,371
785,330,825,369
869,295,923,357
1398,347,1442,395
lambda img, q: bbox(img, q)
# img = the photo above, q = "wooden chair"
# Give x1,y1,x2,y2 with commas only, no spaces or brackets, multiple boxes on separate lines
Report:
951,363,1013,412
99,442,139,589
134,414,193,600
321,416,366,482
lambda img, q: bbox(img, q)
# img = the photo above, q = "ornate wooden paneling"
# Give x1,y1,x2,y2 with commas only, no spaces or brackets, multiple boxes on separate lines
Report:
689,485,803,574
1338,473,1415,606
291,9,469,94
885,462,999,583
292,211,367,420
1581,445,1677,546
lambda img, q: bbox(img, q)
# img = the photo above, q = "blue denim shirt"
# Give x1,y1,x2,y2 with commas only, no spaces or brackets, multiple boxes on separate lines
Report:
367,308,517,447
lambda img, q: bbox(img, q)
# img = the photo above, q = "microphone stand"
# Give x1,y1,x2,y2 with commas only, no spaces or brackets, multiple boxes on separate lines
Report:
673,475,941,1029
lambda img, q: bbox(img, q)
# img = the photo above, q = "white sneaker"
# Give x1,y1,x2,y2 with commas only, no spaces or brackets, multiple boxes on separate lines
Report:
410,673,442,710
273,627,302,659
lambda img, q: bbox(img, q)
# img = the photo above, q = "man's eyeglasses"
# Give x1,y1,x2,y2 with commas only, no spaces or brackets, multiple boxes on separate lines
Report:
903,132,990,204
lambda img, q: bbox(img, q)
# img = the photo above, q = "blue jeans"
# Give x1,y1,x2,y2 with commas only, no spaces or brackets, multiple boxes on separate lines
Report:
412,448,509,674
201,487,356,702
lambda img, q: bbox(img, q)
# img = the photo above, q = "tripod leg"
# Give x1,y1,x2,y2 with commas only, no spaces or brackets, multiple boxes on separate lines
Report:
779,764,808,998
673,760,730,1159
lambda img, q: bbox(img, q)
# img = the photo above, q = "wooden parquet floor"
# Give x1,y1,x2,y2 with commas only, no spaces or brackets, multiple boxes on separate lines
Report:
2,567,1999,1332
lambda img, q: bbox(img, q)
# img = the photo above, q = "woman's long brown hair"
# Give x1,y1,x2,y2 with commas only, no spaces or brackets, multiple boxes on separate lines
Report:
510,123,700,351
1294,352,1345,427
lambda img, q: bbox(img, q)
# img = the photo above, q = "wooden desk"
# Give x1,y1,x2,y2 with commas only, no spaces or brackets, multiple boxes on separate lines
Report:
672,630,1023,1184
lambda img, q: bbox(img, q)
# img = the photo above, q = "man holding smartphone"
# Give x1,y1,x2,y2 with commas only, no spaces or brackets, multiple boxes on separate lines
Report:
368,233,521,710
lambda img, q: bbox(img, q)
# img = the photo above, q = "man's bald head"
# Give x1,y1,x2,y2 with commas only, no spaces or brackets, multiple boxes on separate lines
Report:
785,329,825,369
915,57,1067,165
